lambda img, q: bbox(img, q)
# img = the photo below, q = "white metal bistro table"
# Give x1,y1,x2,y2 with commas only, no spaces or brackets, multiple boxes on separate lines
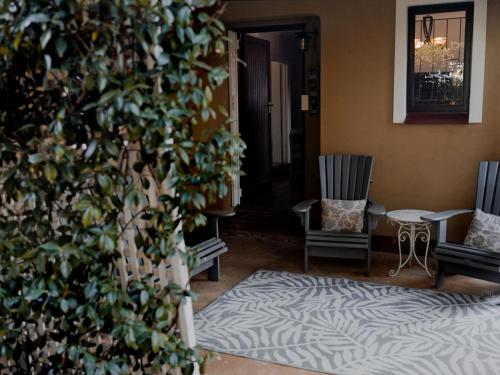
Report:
386,209,434,278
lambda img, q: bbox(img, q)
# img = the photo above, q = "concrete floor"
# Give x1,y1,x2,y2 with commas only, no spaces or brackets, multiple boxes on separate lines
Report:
191,230,500,375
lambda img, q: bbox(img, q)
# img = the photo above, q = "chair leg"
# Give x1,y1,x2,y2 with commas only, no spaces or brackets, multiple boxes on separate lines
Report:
365,234,372,276
304,246,309,273
365,252,372,277
207,257,220,281
435,261,444,289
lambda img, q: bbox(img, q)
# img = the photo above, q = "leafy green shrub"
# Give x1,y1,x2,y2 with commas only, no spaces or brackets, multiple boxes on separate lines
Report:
0,0,243,373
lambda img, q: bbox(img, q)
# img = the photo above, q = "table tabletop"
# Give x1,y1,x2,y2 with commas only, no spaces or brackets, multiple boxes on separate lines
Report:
386,209,435,224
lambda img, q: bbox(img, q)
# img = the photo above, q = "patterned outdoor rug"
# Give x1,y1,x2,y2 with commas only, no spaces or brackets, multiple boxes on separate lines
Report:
194,270,500,375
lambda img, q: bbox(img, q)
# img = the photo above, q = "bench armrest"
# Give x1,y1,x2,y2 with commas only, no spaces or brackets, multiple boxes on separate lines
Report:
292,199,318,213
421,209,473,222
204,210,236,218
367,201,385,216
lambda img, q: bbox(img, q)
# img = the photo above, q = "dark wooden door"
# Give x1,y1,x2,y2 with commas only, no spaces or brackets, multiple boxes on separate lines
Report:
239,34,272,203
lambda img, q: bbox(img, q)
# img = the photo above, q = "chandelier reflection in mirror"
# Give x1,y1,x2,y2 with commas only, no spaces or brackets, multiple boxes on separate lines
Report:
408,3,473,114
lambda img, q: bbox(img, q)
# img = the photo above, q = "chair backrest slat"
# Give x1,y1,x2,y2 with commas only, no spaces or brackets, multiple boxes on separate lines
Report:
476,162,488,210
327,155,334,198
477,161,500,215
483,162,499,213
334,155,342,198
493,168,500,216
361,156,373,200
319,156,326,198
341,155,350,199
319,154,374,201
354,156,366,199
348,155,359,200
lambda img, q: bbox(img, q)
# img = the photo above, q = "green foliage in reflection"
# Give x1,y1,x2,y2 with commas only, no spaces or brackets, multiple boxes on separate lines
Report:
0,0,244,373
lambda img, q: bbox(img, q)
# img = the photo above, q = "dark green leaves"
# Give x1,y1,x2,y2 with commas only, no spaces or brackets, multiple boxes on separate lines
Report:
24,288,46,302
140,290,149,305
60,260,70,278
104,140,120,157
18,13,50,31
97,174,113,195
85,141,97,159
43,163,58,184
60,299,69,313
55,37,67,57
28,154,44,165
0,0,242,373
40,242,60,253
82,207,102,228
98,234,114,252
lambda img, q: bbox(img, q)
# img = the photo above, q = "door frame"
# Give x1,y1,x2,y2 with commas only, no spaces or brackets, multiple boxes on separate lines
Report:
228,19,318,204
228,30,241,207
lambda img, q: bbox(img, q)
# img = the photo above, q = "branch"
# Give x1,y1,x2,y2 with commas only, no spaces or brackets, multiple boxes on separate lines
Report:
118,207,148,238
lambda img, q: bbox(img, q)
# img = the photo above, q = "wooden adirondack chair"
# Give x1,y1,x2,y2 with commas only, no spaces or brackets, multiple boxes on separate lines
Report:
422,161,500,288
292,155,385,274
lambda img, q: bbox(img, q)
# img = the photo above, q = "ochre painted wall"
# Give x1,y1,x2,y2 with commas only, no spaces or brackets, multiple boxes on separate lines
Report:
194,73,234,211
224,0,500,240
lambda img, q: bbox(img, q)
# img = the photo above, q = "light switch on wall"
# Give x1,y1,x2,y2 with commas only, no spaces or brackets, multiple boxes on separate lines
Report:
300,95,309,111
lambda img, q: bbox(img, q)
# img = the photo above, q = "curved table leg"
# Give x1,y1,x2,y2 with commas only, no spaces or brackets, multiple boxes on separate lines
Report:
388,221,434,278
389,223,413,277
410,226,434,277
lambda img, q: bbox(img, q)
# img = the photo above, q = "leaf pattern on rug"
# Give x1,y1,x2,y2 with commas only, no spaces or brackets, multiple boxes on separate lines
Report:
194,270,500,375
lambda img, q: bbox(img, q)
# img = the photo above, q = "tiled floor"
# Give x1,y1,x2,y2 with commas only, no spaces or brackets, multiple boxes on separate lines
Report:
191,230,500,375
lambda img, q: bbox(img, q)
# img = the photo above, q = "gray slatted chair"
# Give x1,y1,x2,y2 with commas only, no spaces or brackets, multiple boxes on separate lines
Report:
292,155,385,274
422,161,500,288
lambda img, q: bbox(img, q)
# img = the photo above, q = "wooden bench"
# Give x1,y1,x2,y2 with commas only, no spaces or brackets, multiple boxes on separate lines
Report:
190,237,228,281
122,211,233,283
184,210,234,282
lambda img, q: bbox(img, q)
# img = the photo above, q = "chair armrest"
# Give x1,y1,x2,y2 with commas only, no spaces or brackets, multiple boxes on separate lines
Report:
367,201,385,216
421,209,473,222
292,199,318,213
204,210,236,218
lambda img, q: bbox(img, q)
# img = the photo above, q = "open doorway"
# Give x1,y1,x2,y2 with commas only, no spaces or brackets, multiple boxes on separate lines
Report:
238,29,305,213
223,19,320,234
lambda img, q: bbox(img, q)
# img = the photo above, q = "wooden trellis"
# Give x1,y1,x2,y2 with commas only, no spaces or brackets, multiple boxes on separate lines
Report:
116,145,199,374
